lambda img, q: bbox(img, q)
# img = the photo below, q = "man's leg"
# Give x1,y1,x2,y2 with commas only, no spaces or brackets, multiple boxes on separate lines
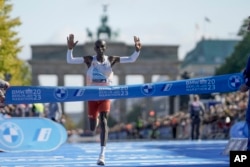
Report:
89,118,97,132
88,101,98,133
194,123,198,140
191,121,195,140
97,112,108,166
99,112,108,147
97,100,110,166
196,120,200,140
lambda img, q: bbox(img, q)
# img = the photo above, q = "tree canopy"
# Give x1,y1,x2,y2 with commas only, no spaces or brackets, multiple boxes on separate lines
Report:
0,0,31,85
215,17,250,75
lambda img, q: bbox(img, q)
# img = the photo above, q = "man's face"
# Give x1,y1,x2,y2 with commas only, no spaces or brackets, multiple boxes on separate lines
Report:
95,40,106,55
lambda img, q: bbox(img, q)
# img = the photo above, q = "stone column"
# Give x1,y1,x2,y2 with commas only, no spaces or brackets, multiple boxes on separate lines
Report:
173,75,180,113
168,75,180,114
143,75,153,118
57,73,64,86
118,75,127,123
32,72,39,86
169,96,180,114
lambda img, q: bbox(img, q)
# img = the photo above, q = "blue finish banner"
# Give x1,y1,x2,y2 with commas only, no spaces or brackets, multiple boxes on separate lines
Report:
0,117,67,152
5,73,243,104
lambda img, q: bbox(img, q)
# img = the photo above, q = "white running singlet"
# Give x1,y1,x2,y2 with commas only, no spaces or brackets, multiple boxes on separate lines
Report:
86,55,113,86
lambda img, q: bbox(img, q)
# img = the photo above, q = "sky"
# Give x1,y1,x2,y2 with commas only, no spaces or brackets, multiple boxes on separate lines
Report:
8,0,250,113
10,0,250,61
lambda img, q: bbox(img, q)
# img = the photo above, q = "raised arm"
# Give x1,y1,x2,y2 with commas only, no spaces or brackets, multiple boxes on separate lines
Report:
66,34,84,64
119,36,142,63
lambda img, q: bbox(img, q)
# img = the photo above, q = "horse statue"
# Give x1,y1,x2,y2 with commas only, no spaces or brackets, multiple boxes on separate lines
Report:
97,15,111,40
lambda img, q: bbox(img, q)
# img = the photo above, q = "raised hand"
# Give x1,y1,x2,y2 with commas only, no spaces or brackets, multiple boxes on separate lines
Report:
134,36,142,52
67,34,78,49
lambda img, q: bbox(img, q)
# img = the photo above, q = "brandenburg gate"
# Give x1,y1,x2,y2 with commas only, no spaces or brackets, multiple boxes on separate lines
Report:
29,6,180,128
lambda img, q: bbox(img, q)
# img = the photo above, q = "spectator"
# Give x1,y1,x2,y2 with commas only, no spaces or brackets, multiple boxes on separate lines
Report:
47,102,62,122
135,115,144,139
0,79,10,108
189,95,205,140
171,115,178,139
31,103,45,117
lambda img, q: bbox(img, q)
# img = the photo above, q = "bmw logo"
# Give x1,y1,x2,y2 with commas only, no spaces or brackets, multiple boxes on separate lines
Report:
141,84,155,95
0,122,24,148
54,87,68,100
228,74,242,90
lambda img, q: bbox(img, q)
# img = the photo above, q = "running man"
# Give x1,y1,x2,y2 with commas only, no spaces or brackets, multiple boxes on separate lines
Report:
66,34,142,165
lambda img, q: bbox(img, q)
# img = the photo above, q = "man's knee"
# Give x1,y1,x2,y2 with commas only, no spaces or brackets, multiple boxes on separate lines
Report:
99,112,108,127
99,112,107,120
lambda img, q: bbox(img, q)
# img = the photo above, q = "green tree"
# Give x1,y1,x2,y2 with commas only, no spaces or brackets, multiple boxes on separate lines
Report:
0,0,31,85
216,17,250,75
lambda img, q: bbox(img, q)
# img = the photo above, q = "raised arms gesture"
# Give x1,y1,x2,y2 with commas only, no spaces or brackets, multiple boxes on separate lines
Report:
134,36,142,52
67,34,78,50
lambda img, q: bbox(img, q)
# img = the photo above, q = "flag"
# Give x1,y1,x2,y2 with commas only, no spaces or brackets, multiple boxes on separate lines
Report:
205,17,211,22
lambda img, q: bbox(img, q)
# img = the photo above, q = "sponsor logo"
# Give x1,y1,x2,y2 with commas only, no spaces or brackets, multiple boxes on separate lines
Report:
141,84,155,95
74,89,85,97
0,122,24,148
11,88,42,101
54,87,68,100
34,128,52,142
162,84,173,91
228,75,242,90
92,68,107,83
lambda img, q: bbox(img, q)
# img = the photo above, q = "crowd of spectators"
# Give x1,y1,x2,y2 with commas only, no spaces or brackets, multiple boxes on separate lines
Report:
0,102,65,124
107,91,248,141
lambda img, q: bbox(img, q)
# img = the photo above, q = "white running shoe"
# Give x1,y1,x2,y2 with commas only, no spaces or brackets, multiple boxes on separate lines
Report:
97,155,105,166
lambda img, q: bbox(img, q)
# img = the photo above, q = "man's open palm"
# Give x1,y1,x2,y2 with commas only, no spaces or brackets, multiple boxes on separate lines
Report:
67,34,78,49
